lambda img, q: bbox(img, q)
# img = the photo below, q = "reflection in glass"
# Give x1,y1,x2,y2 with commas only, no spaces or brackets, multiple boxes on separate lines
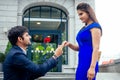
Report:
41,7,50,18
30,7,40,18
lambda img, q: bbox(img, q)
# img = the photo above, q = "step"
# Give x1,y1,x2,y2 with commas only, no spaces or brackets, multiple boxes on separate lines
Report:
36,72,75,80
0,72,75,80
0,72,120,80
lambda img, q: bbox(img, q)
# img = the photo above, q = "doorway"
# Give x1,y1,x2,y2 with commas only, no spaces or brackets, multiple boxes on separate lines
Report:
23,5,68,72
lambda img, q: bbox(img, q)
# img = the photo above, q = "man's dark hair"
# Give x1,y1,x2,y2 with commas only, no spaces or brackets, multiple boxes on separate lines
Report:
8,26,28,46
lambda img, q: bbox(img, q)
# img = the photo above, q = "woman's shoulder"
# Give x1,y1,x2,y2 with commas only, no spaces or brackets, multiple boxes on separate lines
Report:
89,22,102,35
91,22,101,27
88,22,102,29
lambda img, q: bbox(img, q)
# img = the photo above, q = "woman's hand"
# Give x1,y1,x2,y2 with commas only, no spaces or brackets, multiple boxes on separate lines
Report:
87,67,95,80
62,41,79,51
62,41,70,47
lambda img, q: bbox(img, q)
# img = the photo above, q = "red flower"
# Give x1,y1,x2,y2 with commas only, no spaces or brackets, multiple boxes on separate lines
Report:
44,37,51,43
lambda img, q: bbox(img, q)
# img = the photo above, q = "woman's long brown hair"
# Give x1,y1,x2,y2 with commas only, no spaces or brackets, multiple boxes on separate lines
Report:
77,2,98,23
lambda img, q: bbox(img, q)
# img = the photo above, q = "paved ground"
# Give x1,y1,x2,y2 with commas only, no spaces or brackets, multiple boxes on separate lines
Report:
0,72,120,80
96,73,120,80
38,72,120,80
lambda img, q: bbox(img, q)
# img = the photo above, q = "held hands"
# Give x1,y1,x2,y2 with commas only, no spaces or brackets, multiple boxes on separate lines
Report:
53,41,66,58
62,41,70,47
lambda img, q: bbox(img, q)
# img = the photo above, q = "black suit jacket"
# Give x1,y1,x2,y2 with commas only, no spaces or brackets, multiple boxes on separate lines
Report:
3,46,58,80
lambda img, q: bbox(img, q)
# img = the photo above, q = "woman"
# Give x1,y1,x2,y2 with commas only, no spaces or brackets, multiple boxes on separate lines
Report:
64,2,102,80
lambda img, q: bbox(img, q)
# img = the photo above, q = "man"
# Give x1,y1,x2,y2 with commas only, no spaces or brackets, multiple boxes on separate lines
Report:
3,26,64,80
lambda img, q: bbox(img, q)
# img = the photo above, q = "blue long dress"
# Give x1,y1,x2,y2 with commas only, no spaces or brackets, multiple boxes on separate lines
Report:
76,22,102,80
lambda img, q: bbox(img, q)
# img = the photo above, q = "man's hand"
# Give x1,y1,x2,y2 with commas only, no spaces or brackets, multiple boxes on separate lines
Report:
53,41,66,59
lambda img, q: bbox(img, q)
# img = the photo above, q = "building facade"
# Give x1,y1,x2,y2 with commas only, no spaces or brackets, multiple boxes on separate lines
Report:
0,0,95,73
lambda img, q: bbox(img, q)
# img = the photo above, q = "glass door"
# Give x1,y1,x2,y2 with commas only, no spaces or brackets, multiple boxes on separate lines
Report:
28,31,62,72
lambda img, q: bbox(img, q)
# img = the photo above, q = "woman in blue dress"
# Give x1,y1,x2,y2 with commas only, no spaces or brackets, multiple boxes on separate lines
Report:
63,2,102,80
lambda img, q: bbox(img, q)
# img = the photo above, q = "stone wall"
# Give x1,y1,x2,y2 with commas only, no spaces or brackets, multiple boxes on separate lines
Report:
0,0,18,52
99,59,120,72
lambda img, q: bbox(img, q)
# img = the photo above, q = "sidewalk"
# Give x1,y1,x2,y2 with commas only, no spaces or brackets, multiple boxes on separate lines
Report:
0,72,120,80
96,73,120,80
38,72,120,80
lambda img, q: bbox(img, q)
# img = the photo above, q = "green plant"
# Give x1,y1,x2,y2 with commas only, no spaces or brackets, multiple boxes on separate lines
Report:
0,52,5,63
0,41,12,63
5,41,12,55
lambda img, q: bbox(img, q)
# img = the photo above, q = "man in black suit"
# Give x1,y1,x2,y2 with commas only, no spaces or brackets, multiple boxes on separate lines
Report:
3,26,64,80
